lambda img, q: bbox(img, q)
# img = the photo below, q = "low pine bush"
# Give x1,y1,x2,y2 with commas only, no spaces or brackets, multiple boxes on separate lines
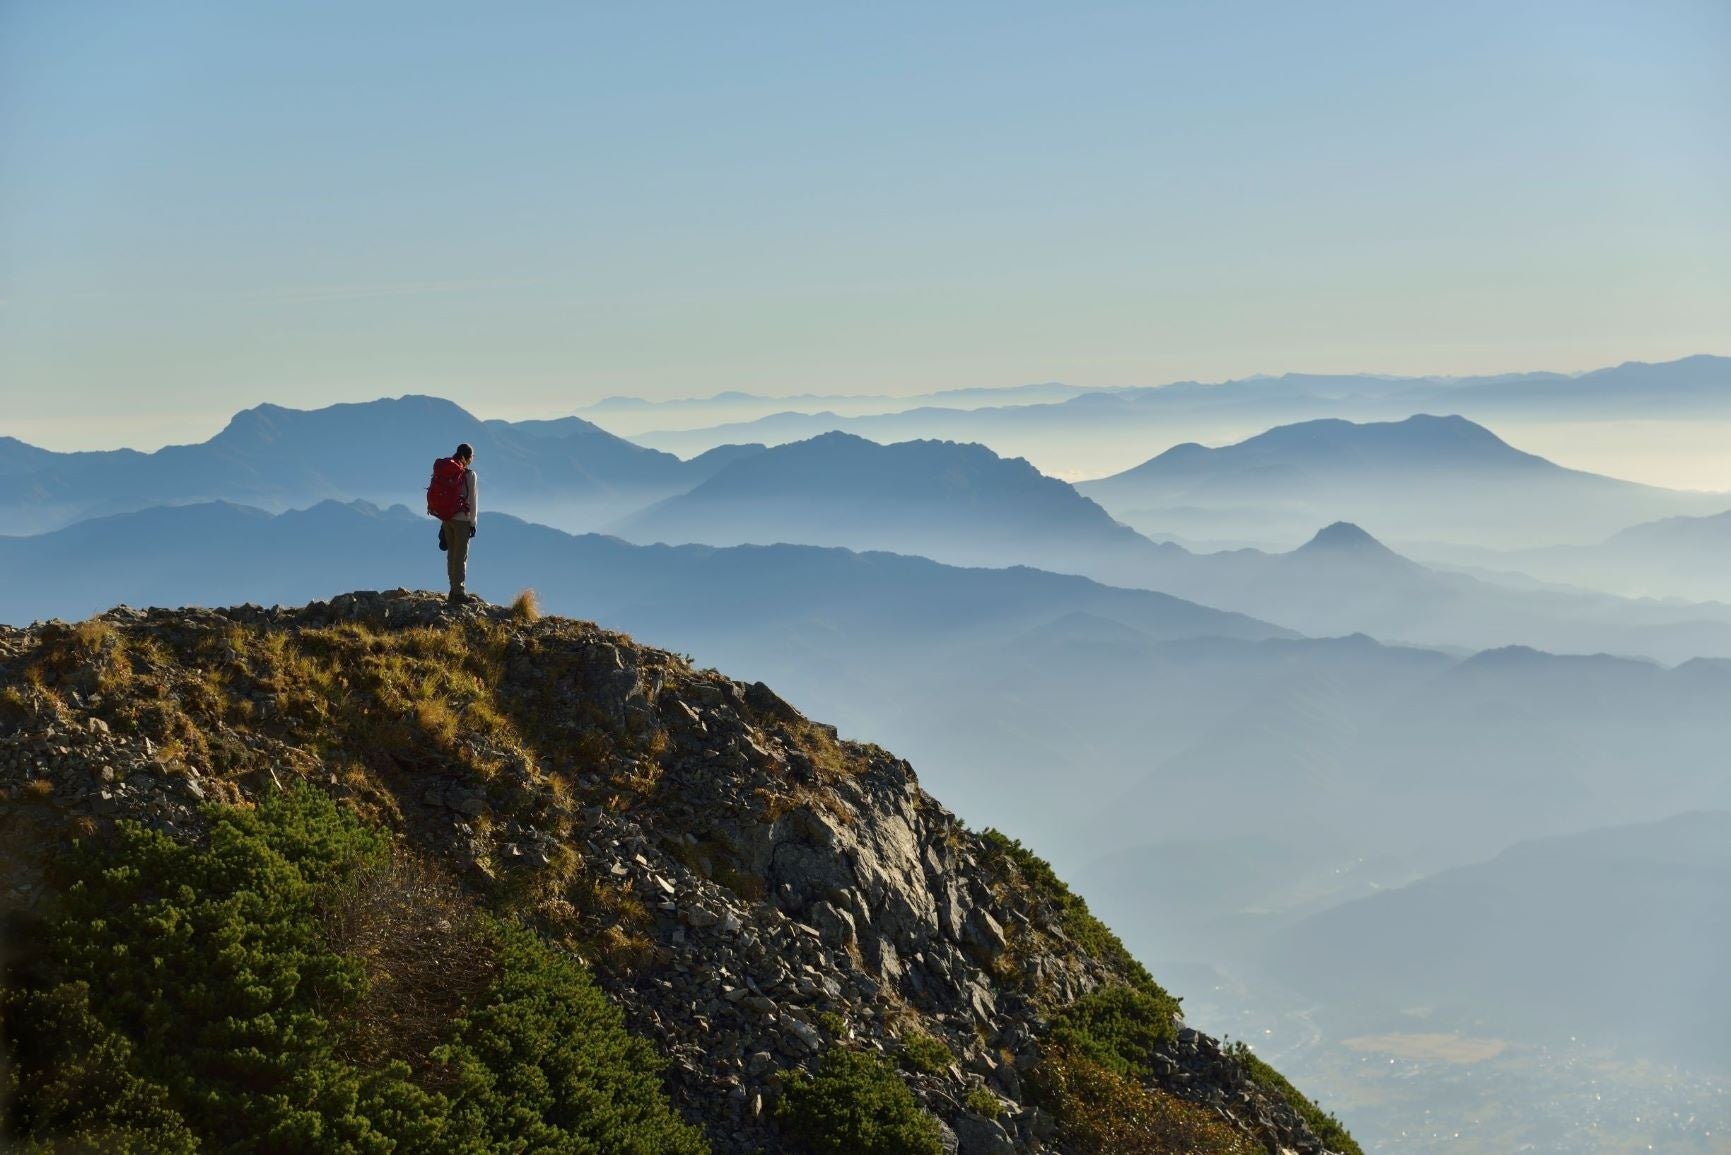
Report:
777,1048,942,1155
0,787,707,1155
435,924,707,1154
1047,985,1181,1079
896,1030,954,1076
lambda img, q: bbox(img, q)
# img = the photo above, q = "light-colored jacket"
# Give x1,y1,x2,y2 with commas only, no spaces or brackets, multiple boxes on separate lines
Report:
450,469,478,526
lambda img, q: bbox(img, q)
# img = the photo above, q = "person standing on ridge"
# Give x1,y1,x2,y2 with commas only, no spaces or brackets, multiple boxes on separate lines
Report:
427,443,479,605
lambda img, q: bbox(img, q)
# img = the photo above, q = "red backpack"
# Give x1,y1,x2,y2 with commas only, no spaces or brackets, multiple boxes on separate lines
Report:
426,457,469,520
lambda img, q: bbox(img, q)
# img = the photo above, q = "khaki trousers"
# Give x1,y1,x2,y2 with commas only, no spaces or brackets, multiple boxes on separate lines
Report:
443,519,472,596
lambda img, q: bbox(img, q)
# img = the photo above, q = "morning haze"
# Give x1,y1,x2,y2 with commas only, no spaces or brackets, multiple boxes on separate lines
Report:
3,3,1729,1154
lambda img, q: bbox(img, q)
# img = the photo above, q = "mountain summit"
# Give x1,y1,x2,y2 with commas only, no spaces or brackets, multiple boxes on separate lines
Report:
1079,414,1713,549
1094,415,1546,489
614,431,1173,577
1294,521,1402,558
0,591,1355,1154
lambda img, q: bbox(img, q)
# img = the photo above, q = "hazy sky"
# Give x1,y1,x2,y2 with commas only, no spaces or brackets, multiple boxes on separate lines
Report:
3,0,1728,449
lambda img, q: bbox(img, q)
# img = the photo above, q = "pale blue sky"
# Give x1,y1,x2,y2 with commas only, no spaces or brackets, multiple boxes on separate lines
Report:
3,0,1728,448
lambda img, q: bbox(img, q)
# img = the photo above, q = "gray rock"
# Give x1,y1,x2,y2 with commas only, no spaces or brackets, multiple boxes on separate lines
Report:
964,907,1007,959
952,1110,1016,1155
965,981,997,1025
806,899,858,948
783,1017,823,1052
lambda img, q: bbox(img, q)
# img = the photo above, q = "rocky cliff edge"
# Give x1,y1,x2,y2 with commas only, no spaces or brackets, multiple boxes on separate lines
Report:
0,589,1353,1155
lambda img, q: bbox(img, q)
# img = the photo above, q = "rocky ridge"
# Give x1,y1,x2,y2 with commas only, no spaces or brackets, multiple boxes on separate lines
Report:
0,589,1347,1154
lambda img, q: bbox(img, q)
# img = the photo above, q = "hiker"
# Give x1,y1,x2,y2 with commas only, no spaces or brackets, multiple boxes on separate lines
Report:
427,443,479,605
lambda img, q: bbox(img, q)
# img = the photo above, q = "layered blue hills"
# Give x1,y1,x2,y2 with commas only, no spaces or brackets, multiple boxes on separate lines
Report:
0,396,763,534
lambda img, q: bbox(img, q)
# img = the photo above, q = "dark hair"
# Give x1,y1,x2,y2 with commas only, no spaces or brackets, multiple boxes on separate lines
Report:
455,443,474,461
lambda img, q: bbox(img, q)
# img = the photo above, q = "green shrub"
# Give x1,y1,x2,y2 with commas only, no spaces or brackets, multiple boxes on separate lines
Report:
435,924,707,1155
965,1086,1004,1118
1,787,708,1155
777,1048,942,1155
1028,1044,1251,1155
897,1030,953,1076
1047,985,1182,1080
25,786,427,1153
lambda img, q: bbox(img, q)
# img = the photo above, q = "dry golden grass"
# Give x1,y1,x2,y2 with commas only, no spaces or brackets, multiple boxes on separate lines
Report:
783,718,857,779
0,685,31,723
25,618,133,699
71,619,113,649
558,870,657,970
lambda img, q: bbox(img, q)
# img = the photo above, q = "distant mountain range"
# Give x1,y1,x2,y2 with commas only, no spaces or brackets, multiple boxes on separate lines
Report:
1400,352,1731,415
1265,811,1731,1069
617,355,1731,475
575,381,1100,436
13,385,1722,564
0,396,763,535
10,402,1727,659
609,429,1731,663
1077,414,1722,548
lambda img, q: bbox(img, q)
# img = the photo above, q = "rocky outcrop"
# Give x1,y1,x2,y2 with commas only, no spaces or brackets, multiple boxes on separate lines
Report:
0,589,1347,1154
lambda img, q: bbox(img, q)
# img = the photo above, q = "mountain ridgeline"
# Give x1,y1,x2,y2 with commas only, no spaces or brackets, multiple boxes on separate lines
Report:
624,354,1731,471
0,591,1356,1155
617,430,1162,570
0,395,765,535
